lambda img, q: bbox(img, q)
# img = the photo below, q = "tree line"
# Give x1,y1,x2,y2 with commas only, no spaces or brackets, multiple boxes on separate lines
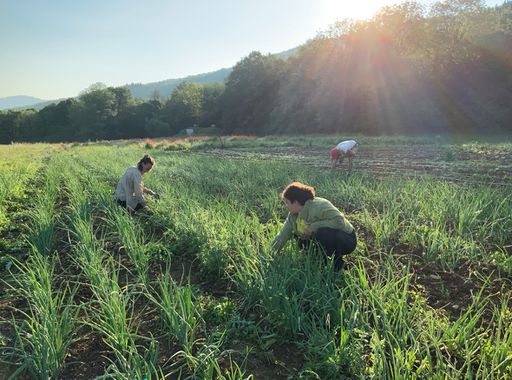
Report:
1,0,511,143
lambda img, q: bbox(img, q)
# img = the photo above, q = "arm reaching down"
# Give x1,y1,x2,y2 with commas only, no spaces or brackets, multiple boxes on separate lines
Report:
143,187,160,199
271,216,293,253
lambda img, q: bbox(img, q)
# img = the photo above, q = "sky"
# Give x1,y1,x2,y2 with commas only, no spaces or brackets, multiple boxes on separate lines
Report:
0,0,505,100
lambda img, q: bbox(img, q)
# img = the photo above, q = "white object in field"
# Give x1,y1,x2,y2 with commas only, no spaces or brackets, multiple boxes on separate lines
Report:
336,140,357,153
186,128,194,136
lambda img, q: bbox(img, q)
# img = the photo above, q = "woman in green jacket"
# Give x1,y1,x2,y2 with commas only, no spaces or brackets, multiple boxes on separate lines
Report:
271,182,357,270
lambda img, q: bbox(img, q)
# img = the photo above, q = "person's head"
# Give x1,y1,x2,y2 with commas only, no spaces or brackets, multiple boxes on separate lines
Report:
281,182,315,214
137,154,155,174
330,148,340,161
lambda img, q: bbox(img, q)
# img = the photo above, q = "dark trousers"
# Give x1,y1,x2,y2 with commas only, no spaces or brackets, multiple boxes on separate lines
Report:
298,228,357,270
117,199,143,212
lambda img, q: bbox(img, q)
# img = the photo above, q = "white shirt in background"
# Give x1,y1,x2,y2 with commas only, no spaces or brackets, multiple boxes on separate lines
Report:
336,140,357,153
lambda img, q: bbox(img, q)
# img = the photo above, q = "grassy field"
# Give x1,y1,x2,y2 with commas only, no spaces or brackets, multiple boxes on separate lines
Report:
0,136,511,379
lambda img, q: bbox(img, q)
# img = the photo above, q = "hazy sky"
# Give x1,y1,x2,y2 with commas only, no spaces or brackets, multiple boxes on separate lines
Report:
0,0,505,99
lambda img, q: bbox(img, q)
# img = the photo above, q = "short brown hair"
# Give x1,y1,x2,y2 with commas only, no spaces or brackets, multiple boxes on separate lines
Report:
281,182,315,205
137,154,155,170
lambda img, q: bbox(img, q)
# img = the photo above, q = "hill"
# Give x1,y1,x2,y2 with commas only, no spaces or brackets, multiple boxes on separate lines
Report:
0,95,46,110
126,48,298,100
1,47,299,110
126,68,232,100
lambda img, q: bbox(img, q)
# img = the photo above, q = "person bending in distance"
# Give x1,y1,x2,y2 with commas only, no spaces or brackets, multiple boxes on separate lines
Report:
330,139,358,171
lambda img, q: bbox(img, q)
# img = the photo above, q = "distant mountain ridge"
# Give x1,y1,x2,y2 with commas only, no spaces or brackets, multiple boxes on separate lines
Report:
126,48,298,99
0,95,46,110
2,47,299,110
127,68,232,99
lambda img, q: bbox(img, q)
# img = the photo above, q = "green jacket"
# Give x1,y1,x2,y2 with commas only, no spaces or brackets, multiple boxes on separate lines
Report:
271,197,354,252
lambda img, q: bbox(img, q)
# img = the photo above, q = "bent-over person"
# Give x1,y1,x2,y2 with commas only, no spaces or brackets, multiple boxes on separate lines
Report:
330,139,358,171
115,154,159,212
271,182,357,270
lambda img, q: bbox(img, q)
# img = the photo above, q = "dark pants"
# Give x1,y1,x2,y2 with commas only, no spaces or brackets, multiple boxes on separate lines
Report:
117,199,143,212
298,228,357,270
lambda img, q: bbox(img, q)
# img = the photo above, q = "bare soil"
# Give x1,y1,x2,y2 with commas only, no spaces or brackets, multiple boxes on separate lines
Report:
199,146,512,186
390,243,510,317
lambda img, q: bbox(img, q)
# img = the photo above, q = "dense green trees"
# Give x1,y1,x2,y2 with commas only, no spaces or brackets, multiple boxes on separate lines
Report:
0,111,20,144
157,82,224,135
160,82,204,134
220,52,286,134
29,99,75,141
199,83,224,129
262,0,512,135
1,0,511,143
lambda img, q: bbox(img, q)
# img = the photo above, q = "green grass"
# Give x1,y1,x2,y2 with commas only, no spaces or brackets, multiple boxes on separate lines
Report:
4,156,78,379
0,138,511,379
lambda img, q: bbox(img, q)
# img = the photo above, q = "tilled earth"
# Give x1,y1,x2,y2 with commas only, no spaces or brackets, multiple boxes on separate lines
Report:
198,146,512,186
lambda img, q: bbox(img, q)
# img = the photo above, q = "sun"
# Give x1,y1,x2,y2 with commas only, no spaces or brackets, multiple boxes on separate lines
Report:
321,0,387,22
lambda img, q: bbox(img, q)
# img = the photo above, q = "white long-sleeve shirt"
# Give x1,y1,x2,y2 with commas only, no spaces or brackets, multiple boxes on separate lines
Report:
115,166,146,210
335,140,357,153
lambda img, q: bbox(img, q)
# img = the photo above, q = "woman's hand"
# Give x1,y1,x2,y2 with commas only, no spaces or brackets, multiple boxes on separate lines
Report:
303,226,313,237
145,188,160,200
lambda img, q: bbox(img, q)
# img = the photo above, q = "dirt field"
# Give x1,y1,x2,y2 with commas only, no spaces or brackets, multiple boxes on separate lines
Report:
199,145,512,186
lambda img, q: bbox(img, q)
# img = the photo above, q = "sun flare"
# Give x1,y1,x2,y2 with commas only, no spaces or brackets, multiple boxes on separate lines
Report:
322,0,387,22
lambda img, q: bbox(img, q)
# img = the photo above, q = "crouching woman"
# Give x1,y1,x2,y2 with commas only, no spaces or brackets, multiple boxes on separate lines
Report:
115,154,159,212
271,182,357,270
